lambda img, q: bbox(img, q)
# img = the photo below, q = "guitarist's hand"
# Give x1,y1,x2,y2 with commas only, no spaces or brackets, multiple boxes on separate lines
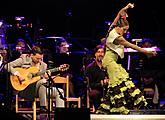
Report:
16,73,25,82
44,70,51,79
58,64,70,71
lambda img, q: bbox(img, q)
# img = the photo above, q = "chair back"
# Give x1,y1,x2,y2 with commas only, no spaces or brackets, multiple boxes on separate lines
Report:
53,75,69,98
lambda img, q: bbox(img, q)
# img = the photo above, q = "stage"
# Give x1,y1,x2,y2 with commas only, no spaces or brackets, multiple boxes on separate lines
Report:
91,109,165,120
3,110,165,120
38,109,165,120
90,114,165,120
38,113,165,120
1,104,165,120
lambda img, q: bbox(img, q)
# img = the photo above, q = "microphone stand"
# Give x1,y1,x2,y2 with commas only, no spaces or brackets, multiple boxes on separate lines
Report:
85,76,90,108
81,50,91,108
46,72,66,120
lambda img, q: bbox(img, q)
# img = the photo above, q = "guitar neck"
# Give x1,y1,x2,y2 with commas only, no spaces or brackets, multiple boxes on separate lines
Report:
33,67,59,77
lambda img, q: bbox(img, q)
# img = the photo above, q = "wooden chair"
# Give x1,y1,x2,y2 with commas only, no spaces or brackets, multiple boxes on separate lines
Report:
53,75,81,108
15,75,81,120
15,94,39,120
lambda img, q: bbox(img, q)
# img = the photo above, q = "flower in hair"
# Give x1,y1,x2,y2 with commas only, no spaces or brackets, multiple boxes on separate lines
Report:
121,15,127,20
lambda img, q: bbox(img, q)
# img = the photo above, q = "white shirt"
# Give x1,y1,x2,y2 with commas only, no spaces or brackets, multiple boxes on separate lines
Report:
106,29,124,58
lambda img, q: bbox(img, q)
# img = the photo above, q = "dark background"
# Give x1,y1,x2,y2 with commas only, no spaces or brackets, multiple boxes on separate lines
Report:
0,0,163,49
0,1,163,69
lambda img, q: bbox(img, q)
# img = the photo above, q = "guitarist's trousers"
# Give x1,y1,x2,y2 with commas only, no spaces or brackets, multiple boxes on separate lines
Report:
18,82,36,101
36,79,65,107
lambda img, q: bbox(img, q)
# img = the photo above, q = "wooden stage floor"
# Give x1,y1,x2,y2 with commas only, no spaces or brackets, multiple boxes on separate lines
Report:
91,114,165,120
11,108,165,120
36,109,165,120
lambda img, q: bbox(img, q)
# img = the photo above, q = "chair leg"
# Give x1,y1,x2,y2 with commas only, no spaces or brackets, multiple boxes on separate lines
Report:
78,97,81,108
16,94,18,113
66,97,81,108
66,100,69,108
32,99,36,120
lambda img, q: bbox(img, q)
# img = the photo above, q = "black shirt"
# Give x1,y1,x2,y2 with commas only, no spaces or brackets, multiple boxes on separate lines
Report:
85,60,108,90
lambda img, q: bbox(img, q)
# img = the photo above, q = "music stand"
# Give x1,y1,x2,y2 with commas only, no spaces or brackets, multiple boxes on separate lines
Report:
45,72,66,120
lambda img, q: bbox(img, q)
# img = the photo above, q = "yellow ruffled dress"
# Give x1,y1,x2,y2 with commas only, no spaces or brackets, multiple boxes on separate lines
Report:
96,49,148,115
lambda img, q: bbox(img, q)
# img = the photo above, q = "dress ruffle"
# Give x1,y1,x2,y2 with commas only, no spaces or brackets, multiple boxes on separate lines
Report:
96,50,148,115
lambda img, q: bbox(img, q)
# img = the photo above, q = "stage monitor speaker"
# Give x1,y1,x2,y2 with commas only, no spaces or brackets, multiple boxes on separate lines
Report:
54,108,90,120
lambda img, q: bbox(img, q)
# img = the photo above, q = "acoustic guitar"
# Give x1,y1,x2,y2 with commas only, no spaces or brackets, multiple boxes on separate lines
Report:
10,64,69,91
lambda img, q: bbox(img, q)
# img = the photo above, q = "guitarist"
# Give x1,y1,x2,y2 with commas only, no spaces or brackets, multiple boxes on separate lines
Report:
4,45,66,113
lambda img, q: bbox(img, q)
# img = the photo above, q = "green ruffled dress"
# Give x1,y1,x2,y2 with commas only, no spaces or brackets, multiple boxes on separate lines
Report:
96,49,148,115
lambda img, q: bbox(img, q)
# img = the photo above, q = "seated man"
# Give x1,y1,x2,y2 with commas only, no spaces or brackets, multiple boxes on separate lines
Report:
4,45,67,113
49,39,76,98
142,73,160,109
85,45,109,112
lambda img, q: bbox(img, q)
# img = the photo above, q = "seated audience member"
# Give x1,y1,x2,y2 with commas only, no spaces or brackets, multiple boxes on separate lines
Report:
11,38,30,61
85,45,109,112
140,38,155,48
